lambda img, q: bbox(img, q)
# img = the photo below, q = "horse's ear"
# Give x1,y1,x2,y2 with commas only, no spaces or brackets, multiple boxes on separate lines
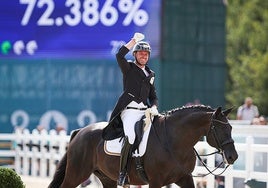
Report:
223,107,234,117
215,107,222,116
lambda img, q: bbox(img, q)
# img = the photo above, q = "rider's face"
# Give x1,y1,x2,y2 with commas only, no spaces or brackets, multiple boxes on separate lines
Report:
135,51,149,67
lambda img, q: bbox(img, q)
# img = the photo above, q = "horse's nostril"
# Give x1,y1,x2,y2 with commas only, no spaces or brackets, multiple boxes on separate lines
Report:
229,157,234,164
228,153,238,164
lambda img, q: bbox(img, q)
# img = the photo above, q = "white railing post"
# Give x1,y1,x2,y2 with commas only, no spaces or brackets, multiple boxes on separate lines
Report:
58,130,68,157
224,165,233,188
22,129,31,176
14,129,22,174
246,135,254,182
39,129,48,177
31,129,40,177
206,146,215,188
48,129,57,177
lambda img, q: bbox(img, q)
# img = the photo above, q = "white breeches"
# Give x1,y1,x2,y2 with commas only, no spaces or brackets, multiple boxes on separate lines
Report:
120,101,147,144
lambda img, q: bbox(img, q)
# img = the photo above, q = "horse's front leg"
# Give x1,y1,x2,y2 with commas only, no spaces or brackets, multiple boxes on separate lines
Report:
148,184,162,188
148,180,164,188
149,178,163,188
175,174,195,188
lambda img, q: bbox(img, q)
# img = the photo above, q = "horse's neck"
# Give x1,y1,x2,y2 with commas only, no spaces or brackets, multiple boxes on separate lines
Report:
167,112,211,151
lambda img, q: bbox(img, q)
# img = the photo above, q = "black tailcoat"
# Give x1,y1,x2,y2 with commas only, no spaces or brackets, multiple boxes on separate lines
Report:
102,46,158,140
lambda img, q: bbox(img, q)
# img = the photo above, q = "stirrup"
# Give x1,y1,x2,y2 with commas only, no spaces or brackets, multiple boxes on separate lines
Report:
118,172,129,187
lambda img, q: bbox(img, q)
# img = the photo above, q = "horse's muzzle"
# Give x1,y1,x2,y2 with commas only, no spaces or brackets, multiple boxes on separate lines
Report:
223,144,238,165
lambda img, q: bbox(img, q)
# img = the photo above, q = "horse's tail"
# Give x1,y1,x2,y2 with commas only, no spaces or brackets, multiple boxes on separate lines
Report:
48,129,81,188
48,152,67,188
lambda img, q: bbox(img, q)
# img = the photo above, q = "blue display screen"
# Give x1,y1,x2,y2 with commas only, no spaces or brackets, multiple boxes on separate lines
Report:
0,0,160,59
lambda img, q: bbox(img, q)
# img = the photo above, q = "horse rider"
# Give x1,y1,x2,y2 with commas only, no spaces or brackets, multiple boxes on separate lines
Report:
102,33,159,187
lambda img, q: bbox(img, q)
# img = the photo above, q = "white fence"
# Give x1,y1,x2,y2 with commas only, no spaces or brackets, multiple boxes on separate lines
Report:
1,125,268,188
0,129,70,177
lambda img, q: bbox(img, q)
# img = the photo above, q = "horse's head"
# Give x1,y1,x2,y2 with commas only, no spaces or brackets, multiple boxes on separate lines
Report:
206,107,238,165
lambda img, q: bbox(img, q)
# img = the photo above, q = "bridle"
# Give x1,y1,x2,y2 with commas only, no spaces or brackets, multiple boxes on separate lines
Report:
193,113,234,177
209,116,234,150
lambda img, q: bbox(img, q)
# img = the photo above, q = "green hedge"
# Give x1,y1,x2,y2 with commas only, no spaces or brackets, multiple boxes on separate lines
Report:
0,167,25,188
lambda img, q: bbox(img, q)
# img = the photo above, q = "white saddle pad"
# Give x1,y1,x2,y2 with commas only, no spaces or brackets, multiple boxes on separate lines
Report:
104,123,152,157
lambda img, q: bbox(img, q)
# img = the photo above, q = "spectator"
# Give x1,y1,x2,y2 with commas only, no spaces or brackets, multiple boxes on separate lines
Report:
36,124,46,132
252,116,267,125
55,124,66,133
237,97,259,121
259,116,267,125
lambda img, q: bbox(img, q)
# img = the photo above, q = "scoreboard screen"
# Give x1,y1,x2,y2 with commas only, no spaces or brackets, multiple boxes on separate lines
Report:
0,0,160,59
0,0,161,133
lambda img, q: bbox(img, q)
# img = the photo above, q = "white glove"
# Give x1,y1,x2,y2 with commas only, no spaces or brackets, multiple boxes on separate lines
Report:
133,32,145,42
150,106,159,116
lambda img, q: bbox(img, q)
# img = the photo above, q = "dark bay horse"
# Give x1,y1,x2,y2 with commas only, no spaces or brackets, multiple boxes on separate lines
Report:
48,105,238,188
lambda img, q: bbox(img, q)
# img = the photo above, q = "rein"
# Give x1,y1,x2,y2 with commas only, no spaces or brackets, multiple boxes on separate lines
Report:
192,115,232,177
192,148,230,177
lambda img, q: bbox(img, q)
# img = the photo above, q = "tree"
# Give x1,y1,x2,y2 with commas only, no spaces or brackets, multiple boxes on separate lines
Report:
0,167,25,188
226,0,268,118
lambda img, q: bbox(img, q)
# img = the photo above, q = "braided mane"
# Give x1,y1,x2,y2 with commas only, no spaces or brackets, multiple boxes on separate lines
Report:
164,105,214,117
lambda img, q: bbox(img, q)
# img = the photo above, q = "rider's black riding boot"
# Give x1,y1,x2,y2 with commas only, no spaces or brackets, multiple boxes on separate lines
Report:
118,136,132,187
